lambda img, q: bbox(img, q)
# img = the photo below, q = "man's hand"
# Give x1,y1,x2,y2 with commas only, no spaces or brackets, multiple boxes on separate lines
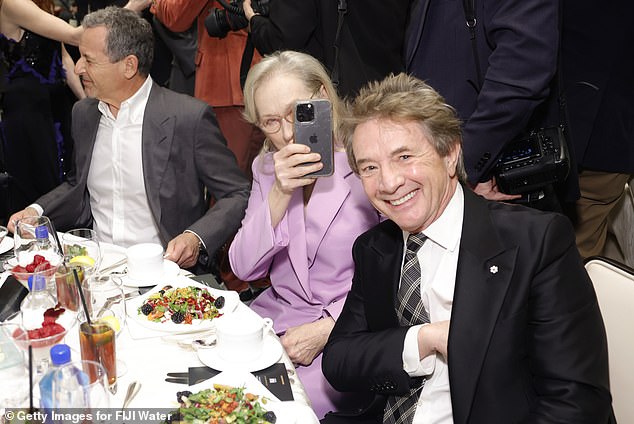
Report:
7,207,39,233
165,232,201,269
280,317,335,366
473,178,522,202
417,320,450,360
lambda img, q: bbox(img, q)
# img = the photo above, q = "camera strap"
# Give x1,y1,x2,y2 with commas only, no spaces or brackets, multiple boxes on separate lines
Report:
239,35,255,90
331,0,348,90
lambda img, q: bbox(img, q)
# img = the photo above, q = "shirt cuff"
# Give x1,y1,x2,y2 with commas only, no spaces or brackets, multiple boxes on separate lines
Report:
403,324,436,377
184,229,206,250
28,204,44,216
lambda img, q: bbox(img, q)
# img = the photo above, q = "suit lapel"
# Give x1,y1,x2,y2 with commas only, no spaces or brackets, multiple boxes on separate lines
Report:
449,190,518,424
141,83,175,241
404,0,433,69
77,101,102,182
304,153,352,263
363,221,404,330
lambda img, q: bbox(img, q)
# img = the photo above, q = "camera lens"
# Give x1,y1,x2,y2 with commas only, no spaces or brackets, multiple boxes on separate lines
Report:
296,103,314,122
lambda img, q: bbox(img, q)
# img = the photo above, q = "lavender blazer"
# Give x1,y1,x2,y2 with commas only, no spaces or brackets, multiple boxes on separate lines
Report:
228,151,380,417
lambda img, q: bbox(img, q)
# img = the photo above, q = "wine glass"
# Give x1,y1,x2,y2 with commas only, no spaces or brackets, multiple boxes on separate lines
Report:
63,229,102,276
0,321,30,412
13,215,62,269
52,360,110,409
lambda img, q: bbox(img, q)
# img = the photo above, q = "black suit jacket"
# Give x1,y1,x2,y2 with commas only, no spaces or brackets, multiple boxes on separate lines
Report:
249,0,411,97
37,82,250,258
323,188,613,423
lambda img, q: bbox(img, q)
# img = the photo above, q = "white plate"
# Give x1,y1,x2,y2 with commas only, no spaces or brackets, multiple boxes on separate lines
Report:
127,276,239,333
119,259,180,287
0,236,12,255
197,334,283,373
183,370,302,424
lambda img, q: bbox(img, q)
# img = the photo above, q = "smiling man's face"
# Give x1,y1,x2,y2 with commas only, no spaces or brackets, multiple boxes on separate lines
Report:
353,117,459,233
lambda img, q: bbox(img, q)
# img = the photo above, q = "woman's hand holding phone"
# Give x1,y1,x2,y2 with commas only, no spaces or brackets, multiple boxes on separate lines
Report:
272,143,323,195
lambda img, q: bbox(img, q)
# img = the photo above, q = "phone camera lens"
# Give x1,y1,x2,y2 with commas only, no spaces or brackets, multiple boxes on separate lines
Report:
296,103,314,122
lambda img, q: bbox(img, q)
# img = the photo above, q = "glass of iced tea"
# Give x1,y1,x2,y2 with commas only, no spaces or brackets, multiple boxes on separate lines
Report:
55,263,85,312
79,321,116,394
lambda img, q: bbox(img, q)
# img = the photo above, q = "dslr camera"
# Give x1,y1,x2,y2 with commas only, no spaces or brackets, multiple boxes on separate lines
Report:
205,0,270,39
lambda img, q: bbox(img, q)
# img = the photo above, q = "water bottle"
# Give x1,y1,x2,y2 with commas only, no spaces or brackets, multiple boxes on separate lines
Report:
35,225,53,250
20,274,56,330
39,344,72,415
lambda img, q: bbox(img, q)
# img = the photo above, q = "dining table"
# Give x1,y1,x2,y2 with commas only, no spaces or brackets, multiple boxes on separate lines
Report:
0,236,320,423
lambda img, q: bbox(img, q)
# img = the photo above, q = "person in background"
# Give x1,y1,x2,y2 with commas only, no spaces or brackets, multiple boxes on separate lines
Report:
8,6,249,271
243,0,410,99
228,51,381,418
404,0,567,206
321,73,613,424
0,0,84,220
149,0,263,179
561,0,634,259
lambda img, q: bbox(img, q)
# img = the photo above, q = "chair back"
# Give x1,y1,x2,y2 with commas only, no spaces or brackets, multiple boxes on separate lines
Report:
585,256,634,423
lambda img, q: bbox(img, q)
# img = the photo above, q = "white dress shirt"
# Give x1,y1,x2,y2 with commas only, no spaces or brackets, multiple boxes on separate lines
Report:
86,76,162,248
401,184,464,424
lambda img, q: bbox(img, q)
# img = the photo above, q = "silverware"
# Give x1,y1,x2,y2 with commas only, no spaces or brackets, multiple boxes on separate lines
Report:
121,381,141,409
98,258,127,276
96,291,139,318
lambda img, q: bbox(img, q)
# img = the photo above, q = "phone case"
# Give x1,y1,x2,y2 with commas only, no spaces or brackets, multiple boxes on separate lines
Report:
294,99,334,177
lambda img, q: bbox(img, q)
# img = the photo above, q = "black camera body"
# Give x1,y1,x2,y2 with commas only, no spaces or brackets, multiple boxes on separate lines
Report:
205,0,270,39
494,126,570,196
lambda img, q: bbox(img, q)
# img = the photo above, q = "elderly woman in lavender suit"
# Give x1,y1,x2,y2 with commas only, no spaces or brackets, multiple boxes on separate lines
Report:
228,51,381,419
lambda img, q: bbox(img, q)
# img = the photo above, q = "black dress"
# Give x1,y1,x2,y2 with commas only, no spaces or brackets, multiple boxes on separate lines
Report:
0,30,74,217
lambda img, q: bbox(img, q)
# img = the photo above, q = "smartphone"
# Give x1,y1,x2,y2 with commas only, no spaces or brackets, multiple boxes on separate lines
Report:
294,99,334,177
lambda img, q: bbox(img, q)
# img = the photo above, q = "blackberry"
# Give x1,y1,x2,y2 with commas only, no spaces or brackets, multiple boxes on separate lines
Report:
263,411,277,423
214,296,225,309
171,311,185,324
140,303,153,315
175,391,192,403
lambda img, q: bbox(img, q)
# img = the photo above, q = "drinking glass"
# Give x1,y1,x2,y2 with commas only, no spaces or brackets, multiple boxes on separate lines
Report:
13,216,62,267
55,263,86,313
52,360,110,408
62,229,102,276
0,322,30,411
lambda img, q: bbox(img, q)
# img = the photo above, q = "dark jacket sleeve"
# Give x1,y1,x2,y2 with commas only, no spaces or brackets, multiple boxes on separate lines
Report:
249,0,318,56
462,0,559,183
322,237,417,396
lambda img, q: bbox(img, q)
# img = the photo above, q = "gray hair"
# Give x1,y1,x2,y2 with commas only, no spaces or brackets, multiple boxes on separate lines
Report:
82,6,153,76
343,73,467,183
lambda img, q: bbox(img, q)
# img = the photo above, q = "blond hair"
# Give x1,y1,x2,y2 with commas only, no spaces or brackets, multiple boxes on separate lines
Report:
242,50,344,153
342,73,467,182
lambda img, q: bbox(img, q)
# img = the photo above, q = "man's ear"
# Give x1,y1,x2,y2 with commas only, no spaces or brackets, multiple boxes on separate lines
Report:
446,142,461,177
122,55,139,79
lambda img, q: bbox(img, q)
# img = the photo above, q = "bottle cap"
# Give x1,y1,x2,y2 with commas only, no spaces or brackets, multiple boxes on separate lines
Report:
27,274,47,291
35,225,49,239
50,344,71,366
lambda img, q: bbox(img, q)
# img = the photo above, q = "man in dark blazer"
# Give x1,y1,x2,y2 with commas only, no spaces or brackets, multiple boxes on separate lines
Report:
404,0,565,204
8,7,250,270
321,74,613,423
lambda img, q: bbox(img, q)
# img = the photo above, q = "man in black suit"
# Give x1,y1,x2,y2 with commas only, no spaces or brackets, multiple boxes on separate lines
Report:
321,74,613,423
404,0,562,204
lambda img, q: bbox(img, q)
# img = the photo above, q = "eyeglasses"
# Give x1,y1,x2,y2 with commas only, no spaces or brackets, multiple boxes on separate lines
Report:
258,108,295,134
258,88,322,134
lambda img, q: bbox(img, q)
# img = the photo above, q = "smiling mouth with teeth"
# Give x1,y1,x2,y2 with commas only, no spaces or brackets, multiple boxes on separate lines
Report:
390,190,417,206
